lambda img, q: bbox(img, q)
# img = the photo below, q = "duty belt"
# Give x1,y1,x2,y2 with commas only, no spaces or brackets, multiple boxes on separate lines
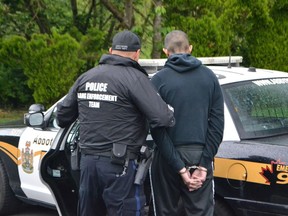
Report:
81,148,139,160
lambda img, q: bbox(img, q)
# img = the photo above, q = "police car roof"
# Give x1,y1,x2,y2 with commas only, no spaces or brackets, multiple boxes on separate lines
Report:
139,56,243,68
209,66,288,85
139,56,288,85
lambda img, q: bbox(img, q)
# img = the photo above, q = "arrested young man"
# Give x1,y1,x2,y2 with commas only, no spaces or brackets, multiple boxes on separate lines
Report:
150,30,224,216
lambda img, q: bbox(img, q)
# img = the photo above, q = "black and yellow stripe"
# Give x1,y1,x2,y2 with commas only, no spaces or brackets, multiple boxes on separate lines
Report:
214,157,271,185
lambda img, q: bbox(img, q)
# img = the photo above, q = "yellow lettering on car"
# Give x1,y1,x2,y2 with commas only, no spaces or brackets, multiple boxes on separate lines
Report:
276,173,288,184
276,164,288,172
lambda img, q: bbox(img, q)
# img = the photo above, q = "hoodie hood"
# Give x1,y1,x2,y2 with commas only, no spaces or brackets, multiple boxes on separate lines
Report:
165,53,202,73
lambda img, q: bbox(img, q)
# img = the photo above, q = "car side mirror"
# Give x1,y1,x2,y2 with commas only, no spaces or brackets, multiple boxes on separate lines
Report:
24,104,46,127
24,112,45,127
28,104,45,113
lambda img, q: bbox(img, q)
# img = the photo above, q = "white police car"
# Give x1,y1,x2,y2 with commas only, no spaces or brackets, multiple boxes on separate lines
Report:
0,56,288,216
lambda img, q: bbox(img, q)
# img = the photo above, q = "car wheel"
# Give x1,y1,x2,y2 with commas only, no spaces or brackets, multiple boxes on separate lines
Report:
214,198,235,216
0,159,21,215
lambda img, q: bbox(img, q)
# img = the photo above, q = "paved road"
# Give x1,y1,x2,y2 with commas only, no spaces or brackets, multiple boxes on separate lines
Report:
9,204,151,216
9,204,58,216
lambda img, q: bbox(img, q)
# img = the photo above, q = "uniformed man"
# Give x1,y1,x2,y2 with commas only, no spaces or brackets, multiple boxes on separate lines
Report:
56,30,175,216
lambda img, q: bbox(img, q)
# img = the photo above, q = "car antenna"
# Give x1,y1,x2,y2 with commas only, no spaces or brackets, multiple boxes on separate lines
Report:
228,54,232,68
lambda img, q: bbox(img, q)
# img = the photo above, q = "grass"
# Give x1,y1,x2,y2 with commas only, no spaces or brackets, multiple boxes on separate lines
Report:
0,109,26,126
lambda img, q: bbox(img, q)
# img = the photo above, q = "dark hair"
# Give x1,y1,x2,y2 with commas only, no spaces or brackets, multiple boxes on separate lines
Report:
164,30,190,54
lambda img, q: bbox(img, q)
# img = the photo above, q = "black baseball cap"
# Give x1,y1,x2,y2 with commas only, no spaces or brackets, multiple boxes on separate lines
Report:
112,30,141,51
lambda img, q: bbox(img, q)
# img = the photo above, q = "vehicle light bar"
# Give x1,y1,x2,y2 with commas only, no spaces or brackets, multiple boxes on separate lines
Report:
139,56,243,74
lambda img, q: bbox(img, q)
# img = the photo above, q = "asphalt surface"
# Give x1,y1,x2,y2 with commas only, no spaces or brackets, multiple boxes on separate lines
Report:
10,205,149,215
9,204,58,216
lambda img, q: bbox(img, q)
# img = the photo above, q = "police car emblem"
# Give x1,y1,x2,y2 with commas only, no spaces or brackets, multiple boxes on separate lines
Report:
21,141,34,173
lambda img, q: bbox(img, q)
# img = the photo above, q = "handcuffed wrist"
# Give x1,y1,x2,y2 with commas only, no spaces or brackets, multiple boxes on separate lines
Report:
179,168,187,174
197,166,207,172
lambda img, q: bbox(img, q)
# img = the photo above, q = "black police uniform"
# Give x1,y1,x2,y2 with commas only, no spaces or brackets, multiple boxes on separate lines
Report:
57,54,175,216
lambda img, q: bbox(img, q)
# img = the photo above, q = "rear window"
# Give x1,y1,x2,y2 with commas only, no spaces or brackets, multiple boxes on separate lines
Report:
223,78,288,139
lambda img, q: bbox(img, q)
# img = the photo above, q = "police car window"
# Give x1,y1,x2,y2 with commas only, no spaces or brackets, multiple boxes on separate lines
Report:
47,106,60,129
66,120,80,150
223,78,288,139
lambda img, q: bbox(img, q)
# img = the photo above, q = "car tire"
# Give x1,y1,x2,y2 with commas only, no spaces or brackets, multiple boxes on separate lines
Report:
214,198,235,216
0,159,21,215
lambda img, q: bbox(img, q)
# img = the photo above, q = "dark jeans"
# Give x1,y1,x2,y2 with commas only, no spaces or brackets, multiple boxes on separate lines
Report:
78,154,146,216
150,146,214,216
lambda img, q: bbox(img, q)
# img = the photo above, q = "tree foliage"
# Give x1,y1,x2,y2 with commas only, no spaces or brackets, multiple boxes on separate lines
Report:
0,35,33,108
246,0,288,71
0,32,85,108
0,0,287,109
22,32,85,107
162,0,230,57
0,65,33,108
161,0,288,71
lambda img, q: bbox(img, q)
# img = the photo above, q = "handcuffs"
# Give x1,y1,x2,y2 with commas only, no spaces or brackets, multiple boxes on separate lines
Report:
179,165,207,174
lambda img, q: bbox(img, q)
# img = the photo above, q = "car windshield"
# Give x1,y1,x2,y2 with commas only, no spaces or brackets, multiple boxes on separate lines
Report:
223,77,288,139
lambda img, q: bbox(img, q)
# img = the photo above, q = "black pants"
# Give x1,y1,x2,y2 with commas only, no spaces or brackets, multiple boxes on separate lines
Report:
150,146,214,216
78,154,146,216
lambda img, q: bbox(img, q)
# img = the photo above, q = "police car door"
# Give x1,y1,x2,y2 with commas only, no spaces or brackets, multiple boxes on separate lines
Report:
18,105,59,206
40,119,80,216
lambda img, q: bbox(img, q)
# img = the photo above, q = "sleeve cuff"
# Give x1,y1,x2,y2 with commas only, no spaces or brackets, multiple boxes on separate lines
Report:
199,156,212,169
173,160,186,174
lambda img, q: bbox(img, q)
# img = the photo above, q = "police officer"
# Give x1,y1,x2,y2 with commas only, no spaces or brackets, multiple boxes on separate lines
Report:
56,30,175,216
